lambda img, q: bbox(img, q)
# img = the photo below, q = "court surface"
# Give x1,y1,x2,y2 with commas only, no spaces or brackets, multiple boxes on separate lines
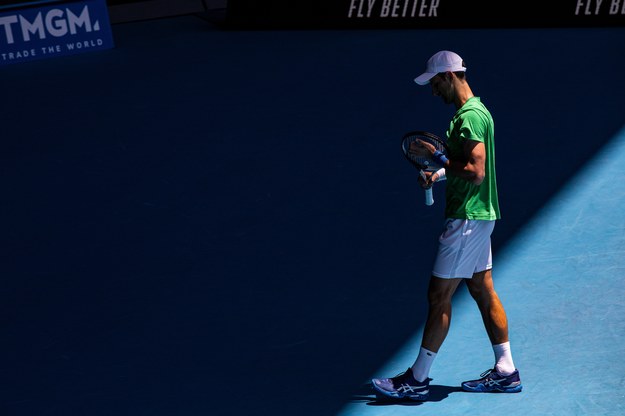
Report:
2,15,625,416
340,125,625,416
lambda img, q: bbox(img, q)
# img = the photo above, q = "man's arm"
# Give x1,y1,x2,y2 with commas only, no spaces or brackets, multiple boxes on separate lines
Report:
444,139,485,185
417,138,486,187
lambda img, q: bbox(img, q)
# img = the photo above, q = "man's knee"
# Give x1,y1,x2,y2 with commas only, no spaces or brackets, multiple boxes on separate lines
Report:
427,276,461,306
466,270,495,301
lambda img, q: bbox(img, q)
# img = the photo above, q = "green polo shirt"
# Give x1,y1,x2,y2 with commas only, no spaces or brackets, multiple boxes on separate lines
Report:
445,97,501,220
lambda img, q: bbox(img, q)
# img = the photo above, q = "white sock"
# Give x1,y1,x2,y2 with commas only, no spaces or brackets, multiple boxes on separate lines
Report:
411,347,437,382
493,341,516,375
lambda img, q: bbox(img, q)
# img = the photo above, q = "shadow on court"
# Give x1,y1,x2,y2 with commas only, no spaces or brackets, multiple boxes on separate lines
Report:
349,382,463,406
1,15,625,416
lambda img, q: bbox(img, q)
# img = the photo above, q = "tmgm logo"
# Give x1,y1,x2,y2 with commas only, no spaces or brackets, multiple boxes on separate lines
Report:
0,5,101,45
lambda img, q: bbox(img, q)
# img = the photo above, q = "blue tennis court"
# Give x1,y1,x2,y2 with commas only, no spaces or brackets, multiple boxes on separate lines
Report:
340,125,625,416
2,11,625,416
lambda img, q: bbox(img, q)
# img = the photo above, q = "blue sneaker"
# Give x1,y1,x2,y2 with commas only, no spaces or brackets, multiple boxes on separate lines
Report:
371,368,430,400
461,368,522,393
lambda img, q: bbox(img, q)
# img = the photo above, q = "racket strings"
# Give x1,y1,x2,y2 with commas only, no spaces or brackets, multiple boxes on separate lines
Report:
403,135,447,169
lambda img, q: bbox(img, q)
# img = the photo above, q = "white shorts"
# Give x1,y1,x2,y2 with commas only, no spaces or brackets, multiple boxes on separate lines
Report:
432,219,495,279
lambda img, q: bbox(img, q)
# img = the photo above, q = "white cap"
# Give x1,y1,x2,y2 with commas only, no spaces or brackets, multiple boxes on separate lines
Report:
414,50,466,85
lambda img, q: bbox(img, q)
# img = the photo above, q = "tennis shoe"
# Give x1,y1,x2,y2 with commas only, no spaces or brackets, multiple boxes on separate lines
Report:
461,368,522,393
371,368,430,400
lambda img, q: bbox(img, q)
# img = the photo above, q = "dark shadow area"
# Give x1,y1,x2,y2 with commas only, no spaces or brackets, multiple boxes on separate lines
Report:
1,14,624,416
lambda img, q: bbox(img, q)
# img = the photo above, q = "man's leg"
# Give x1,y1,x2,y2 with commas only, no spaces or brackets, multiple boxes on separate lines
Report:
465,270,509,345
461,269,522,393
421,276,464,351
410,276,463,382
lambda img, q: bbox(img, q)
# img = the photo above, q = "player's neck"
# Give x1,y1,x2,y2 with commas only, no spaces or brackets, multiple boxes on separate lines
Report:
454,85,474,109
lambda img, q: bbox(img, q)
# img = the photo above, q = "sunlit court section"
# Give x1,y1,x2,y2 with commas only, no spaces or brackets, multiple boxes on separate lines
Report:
338,125,625,416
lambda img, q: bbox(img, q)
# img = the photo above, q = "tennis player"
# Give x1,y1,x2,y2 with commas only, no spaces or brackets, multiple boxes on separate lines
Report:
372,51,522,400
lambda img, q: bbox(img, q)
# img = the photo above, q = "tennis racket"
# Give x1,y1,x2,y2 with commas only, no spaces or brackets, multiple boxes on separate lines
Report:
401,130,449,206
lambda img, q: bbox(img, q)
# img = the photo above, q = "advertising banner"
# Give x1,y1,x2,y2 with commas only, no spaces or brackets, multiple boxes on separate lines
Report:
226,0,625,29
0,0,114,66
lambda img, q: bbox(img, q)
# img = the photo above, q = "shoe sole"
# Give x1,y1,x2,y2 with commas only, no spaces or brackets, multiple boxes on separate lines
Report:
461,384,522,393
371,381,429,401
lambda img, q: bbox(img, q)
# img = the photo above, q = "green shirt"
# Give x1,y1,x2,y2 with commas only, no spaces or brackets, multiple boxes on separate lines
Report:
444,97,501,220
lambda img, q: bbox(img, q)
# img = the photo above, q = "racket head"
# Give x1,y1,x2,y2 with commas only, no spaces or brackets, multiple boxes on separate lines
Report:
401,130,449,170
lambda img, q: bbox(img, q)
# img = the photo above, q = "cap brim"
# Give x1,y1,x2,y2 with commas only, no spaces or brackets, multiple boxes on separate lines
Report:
414,72,436,85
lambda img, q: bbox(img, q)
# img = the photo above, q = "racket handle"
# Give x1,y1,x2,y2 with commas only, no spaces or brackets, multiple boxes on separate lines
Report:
419,170,434,206
425,188,434,206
